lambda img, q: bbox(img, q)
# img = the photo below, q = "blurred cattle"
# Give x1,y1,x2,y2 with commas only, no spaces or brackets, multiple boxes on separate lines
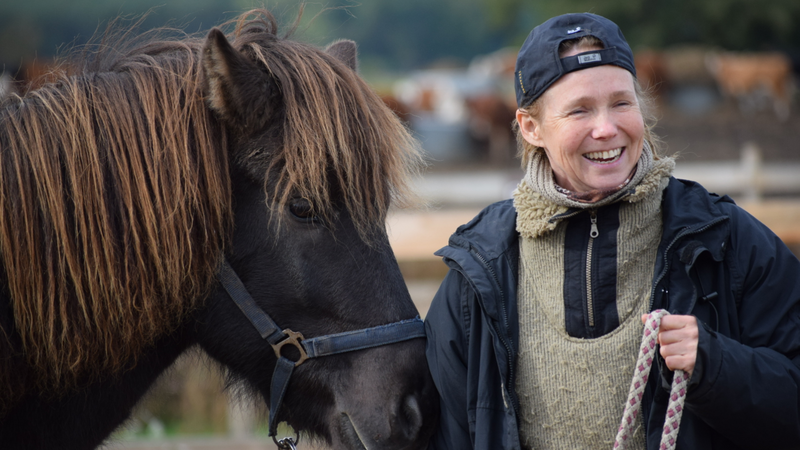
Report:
0,58,70,98
18,58,69,92
380,93,413,124
634,49,670,101
464,93,517,165
468,47,517,81
662,46,715,85
391,51,519,165
0,73,14,98
634,46,718,89
462,48,518,165
706,52,794,121
416,88,437,112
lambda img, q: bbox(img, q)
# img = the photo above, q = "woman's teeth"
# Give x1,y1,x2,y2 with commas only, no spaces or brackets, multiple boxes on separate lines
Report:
584,148,622,162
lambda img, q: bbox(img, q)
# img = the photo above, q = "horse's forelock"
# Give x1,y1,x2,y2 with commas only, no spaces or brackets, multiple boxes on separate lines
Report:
232,18,423,240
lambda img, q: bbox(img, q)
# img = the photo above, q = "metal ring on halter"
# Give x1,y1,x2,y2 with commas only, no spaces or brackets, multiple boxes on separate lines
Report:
273,432,300,450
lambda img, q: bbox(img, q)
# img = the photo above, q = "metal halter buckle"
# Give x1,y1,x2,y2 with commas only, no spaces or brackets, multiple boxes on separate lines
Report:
273,433,299,450
271,329,309,367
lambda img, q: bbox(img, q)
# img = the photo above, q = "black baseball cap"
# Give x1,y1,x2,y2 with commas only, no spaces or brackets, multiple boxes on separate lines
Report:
514,13,637,108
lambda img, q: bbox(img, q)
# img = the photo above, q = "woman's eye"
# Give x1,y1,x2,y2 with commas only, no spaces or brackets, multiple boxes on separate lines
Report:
289,198,317,221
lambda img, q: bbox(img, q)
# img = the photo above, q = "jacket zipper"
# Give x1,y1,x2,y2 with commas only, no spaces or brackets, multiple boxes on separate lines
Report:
586,210,599,328
470,247,520,419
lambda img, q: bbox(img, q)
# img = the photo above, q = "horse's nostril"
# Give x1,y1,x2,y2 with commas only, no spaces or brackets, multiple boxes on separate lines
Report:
400,394,423,439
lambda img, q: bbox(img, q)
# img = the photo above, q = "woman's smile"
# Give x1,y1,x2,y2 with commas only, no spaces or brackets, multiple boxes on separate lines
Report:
584,147,623,164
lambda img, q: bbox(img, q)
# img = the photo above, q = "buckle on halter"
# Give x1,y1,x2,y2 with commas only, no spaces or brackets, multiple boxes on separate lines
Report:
272,329,309,367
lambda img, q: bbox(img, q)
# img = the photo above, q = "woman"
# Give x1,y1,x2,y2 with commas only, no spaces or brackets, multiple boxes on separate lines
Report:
424,12,800,450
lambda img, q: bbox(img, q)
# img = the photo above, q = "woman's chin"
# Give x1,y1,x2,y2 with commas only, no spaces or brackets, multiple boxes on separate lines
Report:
578,177,622,191
583,167,637,192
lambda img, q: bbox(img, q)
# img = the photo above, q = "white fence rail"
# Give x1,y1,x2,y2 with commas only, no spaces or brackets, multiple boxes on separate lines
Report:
413,144,800,207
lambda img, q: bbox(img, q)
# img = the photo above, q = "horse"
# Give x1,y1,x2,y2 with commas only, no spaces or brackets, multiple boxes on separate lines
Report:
0,10,437,450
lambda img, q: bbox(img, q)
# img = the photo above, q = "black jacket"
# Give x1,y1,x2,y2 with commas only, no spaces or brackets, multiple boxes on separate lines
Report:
424,177,800,449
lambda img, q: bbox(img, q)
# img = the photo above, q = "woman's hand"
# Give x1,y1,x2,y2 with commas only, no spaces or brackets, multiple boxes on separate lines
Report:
641,314,699,378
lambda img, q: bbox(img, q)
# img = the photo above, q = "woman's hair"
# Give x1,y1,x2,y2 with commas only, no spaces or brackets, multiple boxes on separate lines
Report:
514,35,664,167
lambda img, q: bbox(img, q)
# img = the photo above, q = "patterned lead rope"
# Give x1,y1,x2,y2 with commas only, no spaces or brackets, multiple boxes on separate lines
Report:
614,309,689,450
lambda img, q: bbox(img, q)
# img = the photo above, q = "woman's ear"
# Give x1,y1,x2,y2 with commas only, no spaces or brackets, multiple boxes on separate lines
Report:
516,109,545,148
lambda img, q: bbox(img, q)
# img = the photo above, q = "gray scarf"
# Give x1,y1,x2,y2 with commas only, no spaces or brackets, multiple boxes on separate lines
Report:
514,142,675,239
523,141,656,210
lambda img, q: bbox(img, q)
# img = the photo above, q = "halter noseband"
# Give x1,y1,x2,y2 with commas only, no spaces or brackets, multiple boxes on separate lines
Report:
217,259,426,449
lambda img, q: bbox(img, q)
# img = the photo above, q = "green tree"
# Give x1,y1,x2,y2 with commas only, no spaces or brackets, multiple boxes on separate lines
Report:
524,0,800,51
4,0,796,80
0,0,243,72
249,0,509,70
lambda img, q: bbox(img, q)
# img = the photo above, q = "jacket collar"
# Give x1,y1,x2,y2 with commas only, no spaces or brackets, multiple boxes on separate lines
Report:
435,199,519,326
514,157,675,239
439,199,519,262
660,178,732,263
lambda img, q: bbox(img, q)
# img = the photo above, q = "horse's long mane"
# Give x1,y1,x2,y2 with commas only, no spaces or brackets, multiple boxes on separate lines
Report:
0,18,233,404
0,9,422,407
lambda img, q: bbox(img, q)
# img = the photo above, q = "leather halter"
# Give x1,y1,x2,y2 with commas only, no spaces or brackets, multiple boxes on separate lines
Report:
217,259,426,448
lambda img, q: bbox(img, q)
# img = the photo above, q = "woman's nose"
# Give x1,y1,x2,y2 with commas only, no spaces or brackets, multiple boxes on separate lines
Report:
591,111,618,140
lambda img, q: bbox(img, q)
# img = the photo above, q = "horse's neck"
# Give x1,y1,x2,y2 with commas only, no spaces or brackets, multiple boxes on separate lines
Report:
0,321,195,448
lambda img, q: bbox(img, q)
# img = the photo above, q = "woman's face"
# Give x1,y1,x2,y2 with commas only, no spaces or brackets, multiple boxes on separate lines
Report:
517,53,645,194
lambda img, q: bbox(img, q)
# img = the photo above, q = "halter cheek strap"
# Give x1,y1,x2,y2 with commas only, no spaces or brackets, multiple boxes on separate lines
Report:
217,259,426,446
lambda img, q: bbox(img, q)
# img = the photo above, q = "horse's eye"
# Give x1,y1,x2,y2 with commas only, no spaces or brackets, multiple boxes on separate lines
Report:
289,198,317,221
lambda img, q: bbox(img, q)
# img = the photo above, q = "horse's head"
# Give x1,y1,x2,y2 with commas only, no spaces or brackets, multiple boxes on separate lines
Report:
194,15,437,449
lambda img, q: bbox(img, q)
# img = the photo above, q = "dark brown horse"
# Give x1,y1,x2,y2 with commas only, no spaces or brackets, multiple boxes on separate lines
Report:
0,10,436,450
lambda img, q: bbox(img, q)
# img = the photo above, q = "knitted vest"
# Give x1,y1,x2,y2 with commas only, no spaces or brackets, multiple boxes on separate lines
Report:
513,158,673,450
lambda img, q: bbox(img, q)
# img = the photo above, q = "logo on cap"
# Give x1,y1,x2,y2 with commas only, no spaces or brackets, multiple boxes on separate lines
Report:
567,26,582,34
578,53,602,64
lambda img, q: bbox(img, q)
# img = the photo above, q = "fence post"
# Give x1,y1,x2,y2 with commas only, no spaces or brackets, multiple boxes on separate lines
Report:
741,142,763,202
227,399,257,438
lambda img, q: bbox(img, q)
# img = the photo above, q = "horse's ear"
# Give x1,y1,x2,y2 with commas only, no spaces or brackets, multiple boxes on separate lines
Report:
326,39,358,72
202,28,276,129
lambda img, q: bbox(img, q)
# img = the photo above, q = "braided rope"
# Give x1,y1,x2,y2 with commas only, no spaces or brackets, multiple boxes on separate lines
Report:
614,309,688,450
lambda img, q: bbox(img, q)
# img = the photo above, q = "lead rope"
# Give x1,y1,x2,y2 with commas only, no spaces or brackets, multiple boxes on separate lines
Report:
614,309,688,450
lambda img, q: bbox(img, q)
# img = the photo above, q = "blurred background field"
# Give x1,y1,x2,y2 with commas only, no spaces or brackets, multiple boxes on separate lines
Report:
2,1,799,448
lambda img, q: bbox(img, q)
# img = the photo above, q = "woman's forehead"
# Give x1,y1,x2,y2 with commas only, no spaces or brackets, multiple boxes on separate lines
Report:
543,65,636,106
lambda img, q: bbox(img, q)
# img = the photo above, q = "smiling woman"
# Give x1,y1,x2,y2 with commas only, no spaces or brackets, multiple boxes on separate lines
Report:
424,12,800,450
516,61,645,196
514,34,659,203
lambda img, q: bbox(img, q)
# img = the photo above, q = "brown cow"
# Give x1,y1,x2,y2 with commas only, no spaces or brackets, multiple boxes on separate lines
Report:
634,49,670,101
379,93,413,124
464,93,517,165
706,51,794,121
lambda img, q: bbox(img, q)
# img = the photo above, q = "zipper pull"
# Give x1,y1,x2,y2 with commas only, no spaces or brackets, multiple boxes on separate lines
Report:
589,211,598,238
